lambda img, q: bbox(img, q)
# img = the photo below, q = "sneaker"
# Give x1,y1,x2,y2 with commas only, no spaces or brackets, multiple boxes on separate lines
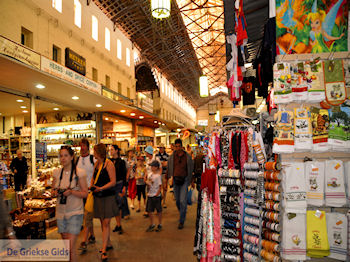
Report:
113,226,121,233
78,242,87,252
130,204,135,209
88,235,96,244
178,223,184,230
156,224,162,232
146,225,155,232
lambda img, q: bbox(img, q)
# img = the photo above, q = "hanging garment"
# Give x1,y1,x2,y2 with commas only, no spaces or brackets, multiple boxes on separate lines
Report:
273,63,293,104
282,212,307,261
306,210,330,258
305,60,325,102
194,189,203,256
325,160,347,207
273,110,294,153
326,212,348,261
228,131,235,169
283,162,307,212
311,107,330,152
220,130,230,168
294,107,312,151
240,131,249,173
305,161,325,207
215,133,222,168
210,172,221,260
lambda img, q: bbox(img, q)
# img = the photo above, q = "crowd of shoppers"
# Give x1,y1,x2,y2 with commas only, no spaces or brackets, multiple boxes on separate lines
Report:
0,138,202,262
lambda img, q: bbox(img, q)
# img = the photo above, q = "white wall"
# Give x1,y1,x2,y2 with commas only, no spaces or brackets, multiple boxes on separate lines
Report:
0,0,136,99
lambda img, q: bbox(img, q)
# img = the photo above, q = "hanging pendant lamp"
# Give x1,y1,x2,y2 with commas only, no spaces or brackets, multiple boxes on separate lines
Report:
151,0,171,19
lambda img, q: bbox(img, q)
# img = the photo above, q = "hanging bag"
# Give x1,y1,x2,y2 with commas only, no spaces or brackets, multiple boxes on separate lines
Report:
85,163,103,213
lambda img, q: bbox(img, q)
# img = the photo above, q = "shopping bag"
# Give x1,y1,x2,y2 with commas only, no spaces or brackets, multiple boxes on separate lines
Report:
85,192,94,213
191,188,198,203
187,188,193,206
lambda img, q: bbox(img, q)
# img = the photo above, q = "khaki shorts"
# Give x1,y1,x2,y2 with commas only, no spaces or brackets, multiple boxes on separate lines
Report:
83,211,94,228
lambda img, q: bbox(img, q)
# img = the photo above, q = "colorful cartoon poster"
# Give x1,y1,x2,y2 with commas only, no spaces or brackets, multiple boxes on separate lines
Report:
276,0,348,54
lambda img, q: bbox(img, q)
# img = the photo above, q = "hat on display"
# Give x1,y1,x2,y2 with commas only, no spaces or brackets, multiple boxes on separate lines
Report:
245,108,258,119
145,146,154,155
158,143,165,148
149,160,160,168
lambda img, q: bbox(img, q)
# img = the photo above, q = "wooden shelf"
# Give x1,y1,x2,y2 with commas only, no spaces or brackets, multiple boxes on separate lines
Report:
37,120,95,128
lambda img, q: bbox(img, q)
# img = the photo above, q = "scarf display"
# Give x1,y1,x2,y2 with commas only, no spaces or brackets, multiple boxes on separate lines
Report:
306,210,330,258
325,160,347,207
293,107,312,151
305,60,325,102
305,161,325,207
282,212,306,261
282,162,307,213
273,111,294,153
326,212,348,261
311,107,330,152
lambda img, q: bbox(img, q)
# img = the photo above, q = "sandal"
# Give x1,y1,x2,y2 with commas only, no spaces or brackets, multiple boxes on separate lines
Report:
101,252,108,262
99,246,113,253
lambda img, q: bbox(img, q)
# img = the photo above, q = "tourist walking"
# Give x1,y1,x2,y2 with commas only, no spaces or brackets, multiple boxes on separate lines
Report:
91,143,118,261
155,144,169,208
126,149,137,209
167,139,193,229
109,145,128,234
52,146,88,262
10,150,28,191
77,139,96,253
135,156,147,213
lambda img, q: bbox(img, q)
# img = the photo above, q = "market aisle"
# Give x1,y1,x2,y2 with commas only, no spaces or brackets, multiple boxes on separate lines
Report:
47,193,197,262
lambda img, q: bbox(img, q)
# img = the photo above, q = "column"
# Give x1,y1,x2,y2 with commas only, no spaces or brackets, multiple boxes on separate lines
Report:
30,96,36,178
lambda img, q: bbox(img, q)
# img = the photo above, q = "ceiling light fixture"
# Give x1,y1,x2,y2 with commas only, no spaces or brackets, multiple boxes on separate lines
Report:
130,113,136,116
120,110,126,113
20,106,27,109
16,99,24,103
154,120,158,124
151,0,171,19
72,96,79,100
35,84,46,89
139,116,144,119
105,118,109,120
96,104,102,108
22,110,28,113
115,120,119,123
162,123,165,126
53,108,59,111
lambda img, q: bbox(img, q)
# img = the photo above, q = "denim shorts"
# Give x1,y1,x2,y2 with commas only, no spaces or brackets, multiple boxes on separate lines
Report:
57,214,84,235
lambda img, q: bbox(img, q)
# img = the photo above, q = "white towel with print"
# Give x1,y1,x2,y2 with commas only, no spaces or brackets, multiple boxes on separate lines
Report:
326,212,348,261
283,162,307,212
345,161,350,205
347,211,350,260
305,161,325,207
282,212,307,260
325,160,347,207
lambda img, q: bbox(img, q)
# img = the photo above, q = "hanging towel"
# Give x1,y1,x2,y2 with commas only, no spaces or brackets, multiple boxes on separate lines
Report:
325,160,347,207
345,161,350,205
347,211,350,260
273,111,295,153
282,212,307,261
294,107,312,151
291,62,308,102
283,162,307,212
311,107,330,152
306,210,330,258
273,63,293,104
326,212,348,261
328,109,348,150
305,60,325,103
305,161,325,207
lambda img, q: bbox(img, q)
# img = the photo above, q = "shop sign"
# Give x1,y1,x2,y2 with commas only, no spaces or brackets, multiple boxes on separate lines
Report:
0,35,40,69
41,56,101,95
65,48,86,76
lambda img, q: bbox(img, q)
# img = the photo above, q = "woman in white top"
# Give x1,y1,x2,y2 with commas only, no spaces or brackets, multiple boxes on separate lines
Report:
52,146,88,262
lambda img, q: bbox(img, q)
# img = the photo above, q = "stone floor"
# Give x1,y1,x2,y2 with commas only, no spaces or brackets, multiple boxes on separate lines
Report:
47,192,198,262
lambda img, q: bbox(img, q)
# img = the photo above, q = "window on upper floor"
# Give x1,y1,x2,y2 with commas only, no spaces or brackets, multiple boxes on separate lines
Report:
118,82,122,94
92,67,98,82
92,15,98,41
105,28,110,51
105,75,110,88
52,45,61,63
21,27,33,49
126,48,130,67
74,0,81,28
117,39,122,60
127,87,130,98
52,0,62,13
161,78,164,93
134,51,139,63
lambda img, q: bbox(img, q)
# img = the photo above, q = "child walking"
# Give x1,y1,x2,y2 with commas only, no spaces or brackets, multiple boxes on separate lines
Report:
145,160,162,232
135,156,147,213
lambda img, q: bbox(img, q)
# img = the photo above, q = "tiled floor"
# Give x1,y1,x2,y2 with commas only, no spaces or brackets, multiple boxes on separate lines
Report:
47,193,198,262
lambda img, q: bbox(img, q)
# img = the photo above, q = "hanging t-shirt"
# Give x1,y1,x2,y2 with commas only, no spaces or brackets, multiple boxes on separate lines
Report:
294,107,312,151
242,77,256,105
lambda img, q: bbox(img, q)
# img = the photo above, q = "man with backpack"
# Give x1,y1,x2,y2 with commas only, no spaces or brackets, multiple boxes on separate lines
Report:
77,138,96,253
167,139,193,229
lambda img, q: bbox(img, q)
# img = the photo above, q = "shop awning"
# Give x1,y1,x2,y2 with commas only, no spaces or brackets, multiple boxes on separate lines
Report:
0,54,170,129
